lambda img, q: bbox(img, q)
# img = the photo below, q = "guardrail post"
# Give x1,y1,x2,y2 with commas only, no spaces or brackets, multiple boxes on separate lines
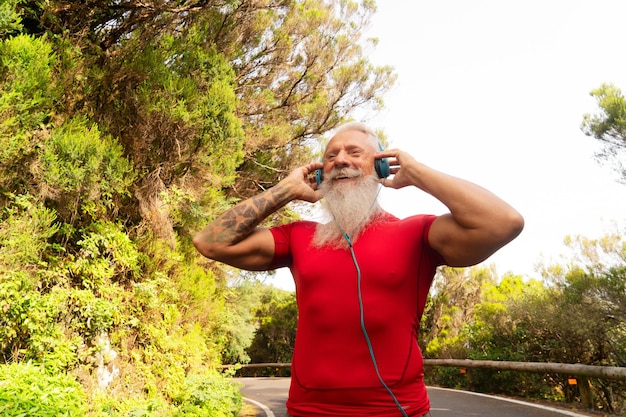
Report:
578,376,593,409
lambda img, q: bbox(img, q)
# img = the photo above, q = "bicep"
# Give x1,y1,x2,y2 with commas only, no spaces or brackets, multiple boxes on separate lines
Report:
428,214,503,267
195,228,276,271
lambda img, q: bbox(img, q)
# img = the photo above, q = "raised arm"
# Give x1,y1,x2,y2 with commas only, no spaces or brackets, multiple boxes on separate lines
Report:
193,162,322,271
379,149,524,267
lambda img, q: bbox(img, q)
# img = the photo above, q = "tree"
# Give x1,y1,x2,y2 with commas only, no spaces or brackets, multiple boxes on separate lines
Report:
1,0,396,412
225,0,396,198
532,230,626,412
581,83,626,183
540,231,626,368
422,266,495,359
17,0,395,201
247,287,297,364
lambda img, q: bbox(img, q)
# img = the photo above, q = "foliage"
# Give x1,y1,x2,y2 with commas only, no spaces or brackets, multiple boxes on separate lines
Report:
422,229,626,412
226,0,396,197
172,373,242,417
36,117,135,226
539,231,626,367
0,0,23,37
23,0,395,200
247,287,298,366
0,0,391,414
422,266,495,358
581,83,626,183
88,372,242,417
0,33,57,196
0,362,88,417
0,193,58,273
216,277,266,365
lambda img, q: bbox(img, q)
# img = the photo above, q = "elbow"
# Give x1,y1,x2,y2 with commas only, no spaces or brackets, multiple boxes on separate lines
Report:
511,211,525,237
192,235,218,260
502,210,525,243
484,210,525,254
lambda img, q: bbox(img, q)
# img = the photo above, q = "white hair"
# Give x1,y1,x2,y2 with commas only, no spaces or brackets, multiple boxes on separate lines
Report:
331,122,380,152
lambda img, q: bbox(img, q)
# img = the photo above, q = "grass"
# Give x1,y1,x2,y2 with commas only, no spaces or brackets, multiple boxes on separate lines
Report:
238,402,259,417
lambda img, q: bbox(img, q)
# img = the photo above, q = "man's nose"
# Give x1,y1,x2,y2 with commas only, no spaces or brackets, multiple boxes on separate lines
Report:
333,150,350,167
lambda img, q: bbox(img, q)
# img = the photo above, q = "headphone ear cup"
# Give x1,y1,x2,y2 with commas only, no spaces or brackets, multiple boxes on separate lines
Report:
375,158,390,179
375,142,390,179
315,168,324,186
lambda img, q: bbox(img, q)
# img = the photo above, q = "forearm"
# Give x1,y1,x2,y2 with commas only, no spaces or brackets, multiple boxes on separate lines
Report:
418,168,513,229
194,184,292,249
412,162,523,265
414,163,513,228
193,162,322,267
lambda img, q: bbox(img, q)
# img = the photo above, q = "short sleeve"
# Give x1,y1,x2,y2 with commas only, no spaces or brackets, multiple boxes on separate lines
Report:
420,214,445,267
267,223,294,269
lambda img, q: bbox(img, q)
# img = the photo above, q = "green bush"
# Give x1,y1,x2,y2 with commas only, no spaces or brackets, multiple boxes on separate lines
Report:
425,366,469,390
37,116,135,225
173,373,242,417
89,394,173,417
0,193,59,272
0,362,87,416
0,1,22,36
0,275,80,371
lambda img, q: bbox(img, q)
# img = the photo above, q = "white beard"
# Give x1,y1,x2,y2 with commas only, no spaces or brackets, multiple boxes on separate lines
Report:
312,168,383,249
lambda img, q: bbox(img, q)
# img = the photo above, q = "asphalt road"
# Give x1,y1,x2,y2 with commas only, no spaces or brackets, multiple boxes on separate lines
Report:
235,377,594,417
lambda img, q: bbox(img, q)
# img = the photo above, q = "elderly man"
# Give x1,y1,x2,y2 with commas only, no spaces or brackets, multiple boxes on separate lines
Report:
193,122,524,417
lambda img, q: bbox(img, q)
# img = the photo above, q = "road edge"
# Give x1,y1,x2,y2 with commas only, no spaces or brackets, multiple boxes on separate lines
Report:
242,396,276,417
429,386,596,417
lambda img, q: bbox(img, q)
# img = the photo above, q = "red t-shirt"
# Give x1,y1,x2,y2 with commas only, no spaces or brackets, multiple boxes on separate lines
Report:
269,213,444,416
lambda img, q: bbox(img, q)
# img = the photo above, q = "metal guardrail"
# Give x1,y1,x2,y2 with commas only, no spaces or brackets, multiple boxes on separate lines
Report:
221,360,626,381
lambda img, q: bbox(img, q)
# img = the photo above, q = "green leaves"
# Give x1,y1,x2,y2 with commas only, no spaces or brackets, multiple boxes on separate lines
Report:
0,1,23,37
582,83,626,142
0,362,87,417
37,116,135,224
0,33,57,192
581,83,626,183
0,1,394,415
172,373,242,417
0,194,59,273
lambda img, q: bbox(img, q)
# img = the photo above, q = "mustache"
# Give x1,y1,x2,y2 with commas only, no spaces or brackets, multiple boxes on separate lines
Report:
327,167,362,180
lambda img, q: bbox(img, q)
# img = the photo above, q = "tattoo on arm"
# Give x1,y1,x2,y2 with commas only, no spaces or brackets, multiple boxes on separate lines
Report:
205,186,291,245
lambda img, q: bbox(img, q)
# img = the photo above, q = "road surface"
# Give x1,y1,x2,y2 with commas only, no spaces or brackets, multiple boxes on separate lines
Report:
235,377,594,417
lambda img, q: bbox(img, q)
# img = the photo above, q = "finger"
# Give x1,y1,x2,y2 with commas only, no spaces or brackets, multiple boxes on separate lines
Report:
375,151,394,160
310,161,324,170
387,157,400,167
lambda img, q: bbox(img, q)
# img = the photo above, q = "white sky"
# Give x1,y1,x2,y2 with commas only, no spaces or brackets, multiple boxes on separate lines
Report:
266,1,626,291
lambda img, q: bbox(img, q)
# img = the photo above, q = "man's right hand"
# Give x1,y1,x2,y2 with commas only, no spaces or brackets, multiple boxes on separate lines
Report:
281,161,324,203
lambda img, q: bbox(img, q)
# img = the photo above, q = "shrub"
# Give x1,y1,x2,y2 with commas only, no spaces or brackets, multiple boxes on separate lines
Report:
173,372,242,417
0,362,87,416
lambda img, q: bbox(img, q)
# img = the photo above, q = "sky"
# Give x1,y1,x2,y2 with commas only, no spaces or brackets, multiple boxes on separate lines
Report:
266,1,626,291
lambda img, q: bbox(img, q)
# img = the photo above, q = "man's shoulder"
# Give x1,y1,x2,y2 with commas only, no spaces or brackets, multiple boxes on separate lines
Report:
376,212,437,225
271,219,318,233
289,219,319,227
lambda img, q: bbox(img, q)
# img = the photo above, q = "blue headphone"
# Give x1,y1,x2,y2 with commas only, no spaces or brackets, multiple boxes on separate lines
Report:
315,143,390,186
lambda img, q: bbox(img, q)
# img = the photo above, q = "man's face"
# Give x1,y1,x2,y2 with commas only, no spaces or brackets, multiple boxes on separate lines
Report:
322,130,376,184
